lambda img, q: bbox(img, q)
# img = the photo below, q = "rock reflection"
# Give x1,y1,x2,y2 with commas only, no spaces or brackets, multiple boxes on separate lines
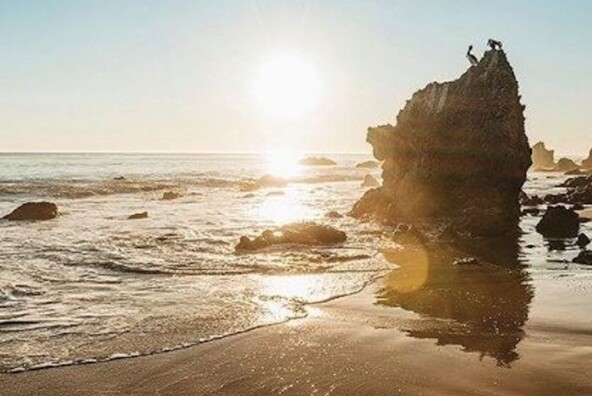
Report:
377,236,533,366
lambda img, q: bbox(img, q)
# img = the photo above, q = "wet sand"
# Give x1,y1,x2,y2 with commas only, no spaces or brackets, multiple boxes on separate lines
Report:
2,273,591,396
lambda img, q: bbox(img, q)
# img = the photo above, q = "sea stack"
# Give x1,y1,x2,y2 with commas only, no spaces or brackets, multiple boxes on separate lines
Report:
351,49,531,236
531,141,555,169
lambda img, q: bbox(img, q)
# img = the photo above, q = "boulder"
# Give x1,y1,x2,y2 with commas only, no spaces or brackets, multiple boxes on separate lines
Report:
531,141,555,169
573,250,592,265
351,49,531,236
582,148,592,169
361,174,380,188
554,158,579,173
535,206,579,238
2,202,58,221
355,160,380,169
161,191,182,200
298,157,337,166
128,211,148,220
235,222,346,251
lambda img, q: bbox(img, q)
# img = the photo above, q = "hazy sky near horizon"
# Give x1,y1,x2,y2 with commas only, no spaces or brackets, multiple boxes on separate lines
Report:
1,0,591,155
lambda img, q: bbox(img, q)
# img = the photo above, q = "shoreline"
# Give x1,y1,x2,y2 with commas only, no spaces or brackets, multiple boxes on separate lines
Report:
2,270,591,396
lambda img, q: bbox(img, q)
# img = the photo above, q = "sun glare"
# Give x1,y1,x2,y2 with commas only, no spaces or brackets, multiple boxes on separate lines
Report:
253,53,321,119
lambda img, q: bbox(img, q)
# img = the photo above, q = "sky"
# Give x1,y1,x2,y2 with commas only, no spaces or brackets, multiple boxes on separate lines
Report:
1,0,591,155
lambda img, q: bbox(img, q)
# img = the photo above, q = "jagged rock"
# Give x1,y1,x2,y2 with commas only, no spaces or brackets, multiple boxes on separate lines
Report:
355,160,380,169
161,191,181,200
235,222,346,251
361,174,380,188
582,148,592,169
573,250,592,265
535,206,579,238
531,141,555,169
554,158,579,173
325,211,343,219
240,175,288,191
299,157,337,166
352,49,531,236
128,211,148,220
576,233,590,248
2,202,58,221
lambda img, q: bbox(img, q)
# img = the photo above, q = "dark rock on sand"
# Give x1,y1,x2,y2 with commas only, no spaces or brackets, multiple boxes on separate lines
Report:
554,158,579,173
352,49,531,236
361,174,380,188
128,211,148,220
531,141,555,170
535,206,579,238
355,160,379,169
325,211,343,219
236,222,346,251
161,191,182,200
3,202,58,221
299,157,337,166
576,233,590,248
573,250,592,265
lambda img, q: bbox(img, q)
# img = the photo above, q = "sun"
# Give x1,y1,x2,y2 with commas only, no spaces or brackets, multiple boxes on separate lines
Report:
252,53,321,119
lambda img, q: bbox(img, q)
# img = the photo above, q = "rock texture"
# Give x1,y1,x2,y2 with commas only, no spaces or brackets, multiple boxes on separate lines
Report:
352,49,531,236
3,202,58,221
531,141,555,169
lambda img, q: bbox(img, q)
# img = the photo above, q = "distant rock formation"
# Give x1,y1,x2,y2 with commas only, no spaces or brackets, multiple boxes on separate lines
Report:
235,222,346,251
582,148,592,169
361,174,380,187
3,202,58,221
355,160,380,169
531,141,555,170
128,211,148,220
554,158,579,173
299,157,337,166
351,49,531,236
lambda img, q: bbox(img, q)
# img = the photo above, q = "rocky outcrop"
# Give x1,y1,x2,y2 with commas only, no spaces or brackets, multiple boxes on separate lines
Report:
531,141,554,169
128,211,148,220
582,148,592,169
352,49,531,236
554,158,579,173
299,157,337,166
361,174,380,187
355,160,380,169
535,206,579,238
235,222,346,251
2,202,59,221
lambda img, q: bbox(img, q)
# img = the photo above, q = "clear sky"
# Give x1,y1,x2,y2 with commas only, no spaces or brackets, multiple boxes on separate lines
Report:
1,0,591,155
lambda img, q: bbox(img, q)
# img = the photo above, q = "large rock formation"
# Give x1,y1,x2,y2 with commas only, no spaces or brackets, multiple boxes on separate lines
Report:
352,49,531,236
530,141,555,170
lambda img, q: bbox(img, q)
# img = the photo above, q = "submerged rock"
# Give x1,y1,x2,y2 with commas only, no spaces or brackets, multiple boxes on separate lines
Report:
161,191,182,200
128,211,148,220
355,160,380,169
361,174,380,188
531,141,555,170
535,206,579,238
2,202,58,221
352,49,531,236
582,148,592,169
299,157,337,166
554,158,579,173
235,222,346,251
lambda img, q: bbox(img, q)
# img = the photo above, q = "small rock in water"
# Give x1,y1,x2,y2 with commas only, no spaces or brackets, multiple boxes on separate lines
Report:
355,160,379,169
535,206,579,238
453,257,479,266
361,174,380,188
161,191,181,200
576,233,591,248
325,211,343,219
128,211,148,220
298,157,337,166
235,222,346,252
573,250,592,265
2,202,59,221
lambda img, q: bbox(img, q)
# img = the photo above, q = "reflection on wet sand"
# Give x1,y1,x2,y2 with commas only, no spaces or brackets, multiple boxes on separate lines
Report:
377,235,533,366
